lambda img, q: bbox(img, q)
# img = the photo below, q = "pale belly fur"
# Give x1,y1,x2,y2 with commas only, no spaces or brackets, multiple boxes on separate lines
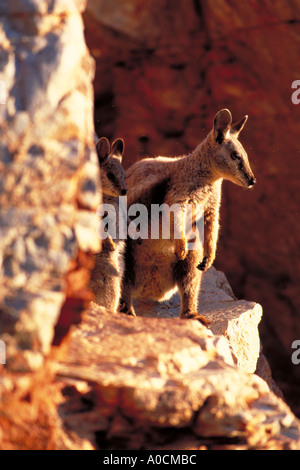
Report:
131,238,179,301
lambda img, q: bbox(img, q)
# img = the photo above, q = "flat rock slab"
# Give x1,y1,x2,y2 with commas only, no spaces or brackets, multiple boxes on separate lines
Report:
134,267,262,373
56,305,300,450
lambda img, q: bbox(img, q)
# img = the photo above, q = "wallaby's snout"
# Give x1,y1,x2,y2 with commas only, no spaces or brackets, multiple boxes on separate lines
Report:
247,175,256,188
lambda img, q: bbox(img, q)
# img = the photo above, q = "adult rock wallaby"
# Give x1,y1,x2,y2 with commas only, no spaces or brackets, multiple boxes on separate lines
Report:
89,137,127,313
120,109,256,323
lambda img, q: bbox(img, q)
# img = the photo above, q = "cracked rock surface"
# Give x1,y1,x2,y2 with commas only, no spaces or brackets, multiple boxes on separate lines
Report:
0,0,101,367
135,267,262,374
54,301,299,450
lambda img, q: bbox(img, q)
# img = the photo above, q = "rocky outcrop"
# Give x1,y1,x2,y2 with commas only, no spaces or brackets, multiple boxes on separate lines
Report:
84,0,300,416
0,0,101,368
48,299,300,450
135,267,262,374
0,0,299,452
1,269,298,450
52,268,293,450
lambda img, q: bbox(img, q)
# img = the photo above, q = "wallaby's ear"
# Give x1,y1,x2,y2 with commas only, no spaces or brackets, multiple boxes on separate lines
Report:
96,137,110,163
230,115,248,137
111,138,125,159
213,109,232,144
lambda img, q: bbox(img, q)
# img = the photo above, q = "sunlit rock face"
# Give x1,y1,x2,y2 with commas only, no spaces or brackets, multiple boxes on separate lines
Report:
0,0,101,368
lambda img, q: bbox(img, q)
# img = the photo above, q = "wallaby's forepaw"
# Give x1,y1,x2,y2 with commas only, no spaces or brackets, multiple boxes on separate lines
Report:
119,301,136,317
197,256,209,272
175,237,188,261
103,237,117,252
181,312,210,327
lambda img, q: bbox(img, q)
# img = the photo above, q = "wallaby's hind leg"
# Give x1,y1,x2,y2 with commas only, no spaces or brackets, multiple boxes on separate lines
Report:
119,239,136,317
173,254,209,326
119,287,136,317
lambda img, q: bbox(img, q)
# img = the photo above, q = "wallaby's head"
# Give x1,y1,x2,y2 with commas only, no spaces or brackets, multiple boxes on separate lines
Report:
96,137,127,197
210,109,256,189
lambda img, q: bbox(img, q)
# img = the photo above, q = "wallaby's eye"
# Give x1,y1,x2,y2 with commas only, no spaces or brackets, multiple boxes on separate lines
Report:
107,173,116,181
230,152,241,161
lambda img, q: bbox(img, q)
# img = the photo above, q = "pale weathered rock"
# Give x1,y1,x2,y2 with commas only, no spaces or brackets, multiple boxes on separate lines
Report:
0,0,101,367
0,276,296,449
135,267,262,373
255,353,284,399
55,305,300,450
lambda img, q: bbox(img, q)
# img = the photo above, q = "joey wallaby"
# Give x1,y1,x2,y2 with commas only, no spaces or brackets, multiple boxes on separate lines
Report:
89,137,127,313
120,109,256,323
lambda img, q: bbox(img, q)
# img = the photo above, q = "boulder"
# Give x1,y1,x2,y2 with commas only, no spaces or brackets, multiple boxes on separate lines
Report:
135,267,262,374
0,0,101,368
1,292,298,450
54,304,299,450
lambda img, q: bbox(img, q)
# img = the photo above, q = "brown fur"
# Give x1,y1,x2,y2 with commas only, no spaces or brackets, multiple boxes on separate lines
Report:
121,109,256,322
89,137,126,313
